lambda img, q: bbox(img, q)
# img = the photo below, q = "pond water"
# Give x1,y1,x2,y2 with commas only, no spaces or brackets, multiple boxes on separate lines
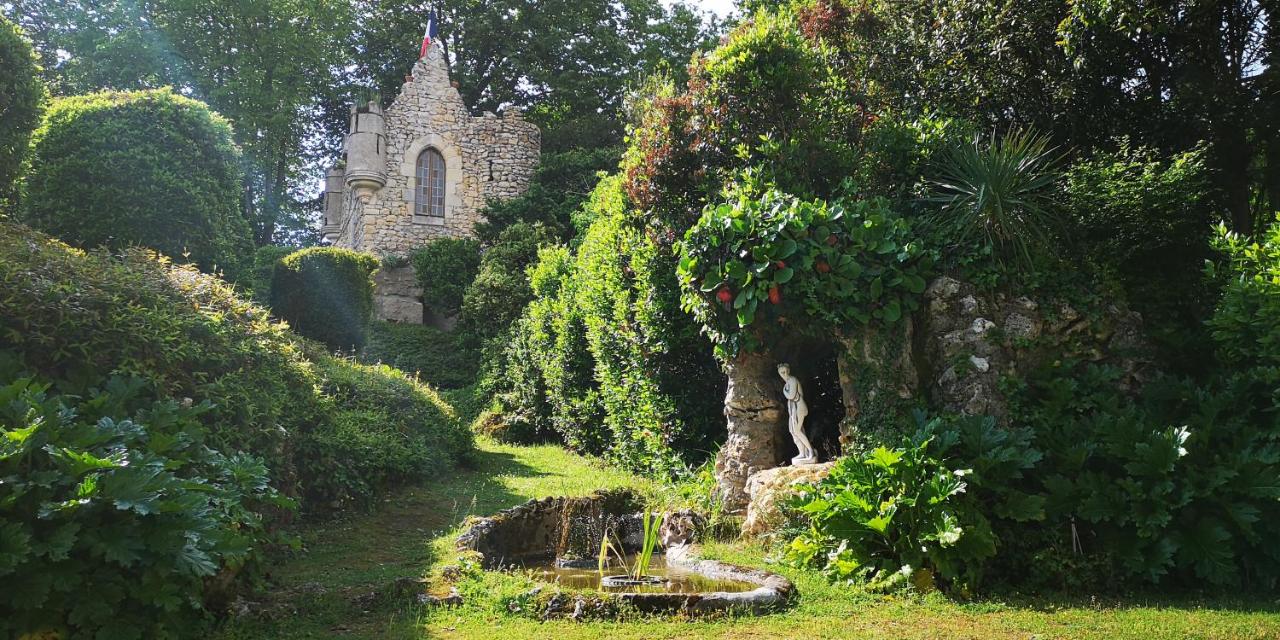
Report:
516,554,758,594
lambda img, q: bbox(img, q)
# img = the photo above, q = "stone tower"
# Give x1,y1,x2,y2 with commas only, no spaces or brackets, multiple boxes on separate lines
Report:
322,42,540,323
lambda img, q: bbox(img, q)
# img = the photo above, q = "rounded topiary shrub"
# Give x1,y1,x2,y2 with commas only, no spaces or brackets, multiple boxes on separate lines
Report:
0,15,45,204
21,88,252,278
270,247,379,351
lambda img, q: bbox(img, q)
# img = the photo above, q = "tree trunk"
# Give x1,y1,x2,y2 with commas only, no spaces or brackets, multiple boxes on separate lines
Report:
714,349,787,514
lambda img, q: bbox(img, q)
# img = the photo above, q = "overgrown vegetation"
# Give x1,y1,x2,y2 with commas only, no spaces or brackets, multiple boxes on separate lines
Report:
0,223,471,637
412,237,480,317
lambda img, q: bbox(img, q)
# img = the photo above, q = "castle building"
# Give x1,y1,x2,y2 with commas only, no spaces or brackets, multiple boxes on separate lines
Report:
321,42,540,323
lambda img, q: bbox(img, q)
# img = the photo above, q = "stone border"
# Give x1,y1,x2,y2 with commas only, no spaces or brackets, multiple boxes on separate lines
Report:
455,491,795,616
616,543,794,614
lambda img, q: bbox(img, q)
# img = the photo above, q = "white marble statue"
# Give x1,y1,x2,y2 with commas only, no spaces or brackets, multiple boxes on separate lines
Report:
777,363,817,465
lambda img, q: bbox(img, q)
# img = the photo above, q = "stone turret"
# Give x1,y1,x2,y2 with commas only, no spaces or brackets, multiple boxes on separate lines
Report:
321,167,345,243
344,101,387,201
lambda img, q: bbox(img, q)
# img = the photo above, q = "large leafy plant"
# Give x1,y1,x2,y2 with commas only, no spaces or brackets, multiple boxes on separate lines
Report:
785,436,981,591
678,181,931,357
0,363,285,639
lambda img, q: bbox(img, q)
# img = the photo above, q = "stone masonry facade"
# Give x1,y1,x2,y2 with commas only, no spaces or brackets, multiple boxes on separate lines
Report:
321,42,539,323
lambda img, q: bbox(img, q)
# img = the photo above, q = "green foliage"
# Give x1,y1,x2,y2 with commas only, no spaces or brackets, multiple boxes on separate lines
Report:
927,129,1064,269
785,435,982,591
360,321,478,390
622,8,869,240
678,182,931,357
412,237,481,316
21,88,252,279
303,356,472,508
1206,215,1280,380
1065,143,1219,368
999,363,1280,588
494,245,603,447
246,244,294,305
270,247,379,351
0,222,471,516
0,15,44,205
493,176,722,474
0,362,285,639
458,222,555,349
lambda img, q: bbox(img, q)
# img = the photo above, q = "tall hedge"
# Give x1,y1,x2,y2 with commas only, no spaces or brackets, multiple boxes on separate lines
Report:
270,247,379,351
0,15,45,204
21,88,252,279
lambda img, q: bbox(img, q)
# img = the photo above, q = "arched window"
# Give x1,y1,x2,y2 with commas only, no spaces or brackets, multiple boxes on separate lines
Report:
415,147,446,218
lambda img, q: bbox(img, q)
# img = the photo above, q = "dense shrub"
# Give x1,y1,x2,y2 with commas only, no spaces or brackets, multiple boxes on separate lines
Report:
1066,143,1219,368
494,245,603,447
0,15,44,204
246,244,294,305
360,321,478,389
21,88,252,279
495,176,723,474
0,222,470,513
0,364,283,639
1207,215,1280,380
786,436,979,591
623,8,872,241
412,237,480,315
303,356,472,506
270,247,379,351
457,222,555,349
678,181,931,357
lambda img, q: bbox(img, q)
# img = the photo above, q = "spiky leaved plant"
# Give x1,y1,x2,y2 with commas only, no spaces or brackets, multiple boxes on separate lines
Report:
928,129,1064,269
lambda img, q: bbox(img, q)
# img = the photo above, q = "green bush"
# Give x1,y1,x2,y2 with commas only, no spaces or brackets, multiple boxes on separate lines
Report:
0,15,45,204
678,181,931,357
0,221,470,513
786,435,983,591
21,88,252,279
360,321,478,389
494,176,723,474
303,356,472,506
1208,215,1280,380
270,247,379,351
412,237,480,315
0,364,283,639
246,244,294,305
494,245,603,447
1066,143,1219,368
458,222,555,349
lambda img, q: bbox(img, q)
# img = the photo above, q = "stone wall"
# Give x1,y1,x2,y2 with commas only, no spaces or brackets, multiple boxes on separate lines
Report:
372,266,422,324
334,45,539,254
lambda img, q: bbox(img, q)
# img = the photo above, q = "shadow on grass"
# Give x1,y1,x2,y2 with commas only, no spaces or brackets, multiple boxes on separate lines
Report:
970,588,1280,616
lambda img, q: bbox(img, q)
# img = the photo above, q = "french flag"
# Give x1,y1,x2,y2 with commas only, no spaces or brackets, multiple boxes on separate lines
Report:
419,11,439,59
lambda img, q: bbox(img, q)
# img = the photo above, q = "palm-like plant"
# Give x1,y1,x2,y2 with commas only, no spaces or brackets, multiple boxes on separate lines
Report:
927,129,1064,268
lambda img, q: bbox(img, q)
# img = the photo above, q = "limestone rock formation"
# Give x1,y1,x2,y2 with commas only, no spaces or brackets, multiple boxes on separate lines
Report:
741,462,835,538
714,350,789,514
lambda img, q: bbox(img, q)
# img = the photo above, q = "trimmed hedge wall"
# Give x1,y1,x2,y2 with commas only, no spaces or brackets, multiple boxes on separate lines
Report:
21,88,251,279
0,15,45,204
270,247,379,351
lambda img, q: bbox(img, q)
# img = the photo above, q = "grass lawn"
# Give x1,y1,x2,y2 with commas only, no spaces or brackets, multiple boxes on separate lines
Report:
216,438,1280,640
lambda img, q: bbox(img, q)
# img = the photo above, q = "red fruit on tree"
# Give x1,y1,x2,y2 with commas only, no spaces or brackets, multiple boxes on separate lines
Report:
716,287,733,304
816,261,831,273
825,234,838,246
768,286,781,304
775,260,786,269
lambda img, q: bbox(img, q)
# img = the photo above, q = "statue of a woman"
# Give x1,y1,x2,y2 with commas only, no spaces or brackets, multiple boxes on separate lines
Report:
778,363,817,465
